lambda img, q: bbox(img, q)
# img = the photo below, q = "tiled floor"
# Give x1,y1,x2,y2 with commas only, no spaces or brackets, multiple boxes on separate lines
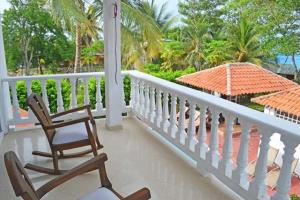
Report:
0,118,232,200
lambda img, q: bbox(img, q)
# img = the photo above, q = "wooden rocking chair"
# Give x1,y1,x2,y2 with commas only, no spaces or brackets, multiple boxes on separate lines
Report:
4,151,151,200
25,93,103,175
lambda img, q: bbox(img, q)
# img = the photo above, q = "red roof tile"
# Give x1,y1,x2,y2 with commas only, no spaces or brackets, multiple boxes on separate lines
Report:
176,63,298,96
252,86,300,116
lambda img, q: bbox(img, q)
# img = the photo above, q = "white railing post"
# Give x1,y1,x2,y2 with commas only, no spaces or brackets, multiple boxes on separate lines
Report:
41,80,50,111
161,90,170,132
155,89,162,128
134,79,140,114
168,94,178,139
149,86,156,124
176,97,186,145
26,80,34,119
96,77,103,112
195,105,208,159
104,0,123,128
186,102,196,151
56,79,64,112
219,113,234,177
129,77,136,110
233,120,251,189
207,109,220,168
272,138,298,200
121,76,126,109
9,83,21,121
249,128,272,200
0,14,11,133
144,83,150,120
70,78,77,109
139,81,145,117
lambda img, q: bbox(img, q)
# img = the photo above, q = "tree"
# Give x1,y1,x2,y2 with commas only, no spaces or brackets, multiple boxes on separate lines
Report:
161,41,186,70
3,0,74,75
227,17,263,64
136,0,177,33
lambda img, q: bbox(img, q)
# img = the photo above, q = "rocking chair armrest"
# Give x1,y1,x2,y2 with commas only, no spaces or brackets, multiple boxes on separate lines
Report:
51,105,92,119
36,153,109,199
45,117,90,130
123,188,151,200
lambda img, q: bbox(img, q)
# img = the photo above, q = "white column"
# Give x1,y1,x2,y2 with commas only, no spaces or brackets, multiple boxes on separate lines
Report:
0,15,11,134
104,0,122,129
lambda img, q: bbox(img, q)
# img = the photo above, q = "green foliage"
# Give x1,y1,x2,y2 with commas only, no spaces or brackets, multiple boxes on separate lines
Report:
3,0,75,74
149,67,196,82
204,40,232,68
161,41,186,70
291,194,300,200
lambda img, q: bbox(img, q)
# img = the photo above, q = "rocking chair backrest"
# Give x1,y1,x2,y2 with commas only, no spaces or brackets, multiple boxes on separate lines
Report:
4,151,39,200
27,93,54,142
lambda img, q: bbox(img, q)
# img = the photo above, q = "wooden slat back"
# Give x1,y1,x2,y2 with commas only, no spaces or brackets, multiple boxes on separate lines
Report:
4,151,39,200
27,93,55,142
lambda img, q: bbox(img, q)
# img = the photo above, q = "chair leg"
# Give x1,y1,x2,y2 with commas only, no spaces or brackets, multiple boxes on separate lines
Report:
52,151,59,174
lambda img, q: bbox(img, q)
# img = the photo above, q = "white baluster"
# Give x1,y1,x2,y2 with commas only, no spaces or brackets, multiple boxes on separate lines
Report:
56,79,64,112
249,128,272,200
134,79,140,114
186,102,196,151
176,97,186,145
149,86,156,124
41,80,49,111
144,83,150,120
121,76,126,109
155,89,163,128
207,109,220,168
168,94,178,139
70,78,77,109
161,91,170,132
219,114,235,177
272,139,298,200
84,78,90,105
25,80,34,119
96,77,103,112
195,105,208,159
233,120,251,189
139,81,145,117
10,83,21,120
129,77,136,110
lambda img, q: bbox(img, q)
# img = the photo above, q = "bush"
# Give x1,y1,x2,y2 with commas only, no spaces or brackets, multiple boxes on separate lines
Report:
15,76,131,113
291,194,300,200
149,67,196,82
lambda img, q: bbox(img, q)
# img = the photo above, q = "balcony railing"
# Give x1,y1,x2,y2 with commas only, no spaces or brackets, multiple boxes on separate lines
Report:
1,70,300,200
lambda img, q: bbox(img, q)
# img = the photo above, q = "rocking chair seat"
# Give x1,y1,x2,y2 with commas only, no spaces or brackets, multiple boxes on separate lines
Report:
80,187,119,200
53,122,93,145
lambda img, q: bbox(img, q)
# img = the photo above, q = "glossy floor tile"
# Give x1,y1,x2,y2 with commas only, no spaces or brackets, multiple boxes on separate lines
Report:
0,118,232,200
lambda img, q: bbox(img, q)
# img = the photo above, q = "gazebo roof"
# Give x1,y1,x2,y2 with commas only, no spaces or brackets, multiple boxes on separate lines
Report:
252,86,300,117
176,63,297,96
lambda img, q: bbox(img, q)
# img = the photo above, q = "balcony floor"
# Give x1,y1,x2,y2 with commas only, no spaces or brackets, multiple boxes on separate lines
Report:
0,118,232,200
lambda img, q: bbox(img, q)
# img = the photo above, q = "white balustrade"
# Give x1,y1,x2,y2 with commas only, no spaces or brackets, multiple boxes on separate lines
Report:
1,72,130,125
128,71,300,200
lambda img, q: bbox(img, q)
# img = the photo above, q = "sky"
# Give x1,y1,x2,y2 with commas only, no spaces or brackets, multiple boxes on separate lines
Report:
0,0,180,15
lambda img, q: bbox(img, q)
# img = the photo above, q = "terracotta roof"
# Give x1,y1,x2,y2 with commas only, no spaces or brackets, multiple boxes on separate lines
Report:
252,86,300,116
176,63,298,96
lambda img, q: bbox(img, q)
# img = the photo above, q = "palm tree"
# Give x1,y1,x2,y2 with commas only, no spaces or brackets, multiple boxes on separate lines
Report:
48,0,90,73
136,0,177,33
228,17,263,64
92,0,162,69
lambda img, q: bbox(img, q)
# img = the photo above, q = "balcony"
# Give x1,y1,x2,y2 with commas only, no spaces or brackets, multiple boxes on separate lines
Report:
1,71,300,200
0,118,233,200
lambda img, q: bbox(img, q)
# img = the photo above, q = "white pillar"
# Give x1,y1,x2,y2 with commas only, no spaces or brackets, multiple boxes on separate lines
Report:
0,14,11,134
103,0,123,129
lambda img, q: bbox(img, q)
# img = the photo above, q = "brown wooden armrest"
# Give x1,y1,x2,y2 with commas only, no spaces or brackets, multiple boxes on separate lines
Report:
51,105,92,119
36,153,109,198
45,116,90,130
123,188,151,200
